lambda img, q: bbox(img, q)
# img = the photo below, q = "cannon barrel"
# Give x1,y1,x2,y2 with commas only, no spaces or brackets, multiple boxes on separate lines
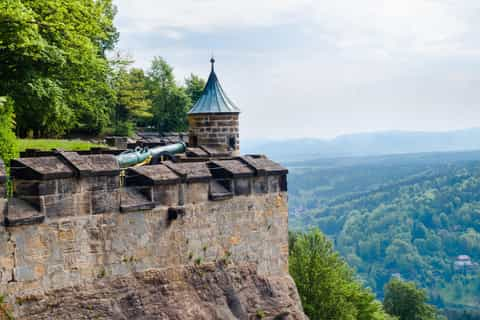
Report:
116,142,186,168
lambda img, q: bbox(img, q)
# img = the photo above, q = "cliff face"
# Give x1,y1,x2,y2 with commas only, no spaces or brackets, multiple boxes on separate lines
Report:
11,264,303,319
0,155,305,319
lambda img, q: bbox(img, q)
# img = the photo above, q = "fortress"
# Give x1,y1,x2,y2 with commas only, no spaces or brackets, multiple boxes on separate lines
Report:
0,60,304,319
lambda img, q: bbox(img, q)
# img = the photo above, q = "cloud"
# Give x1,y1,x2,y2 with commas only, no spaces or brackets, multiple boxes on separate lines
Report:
114,0,478,57
112,0,480,139
114,0,312,32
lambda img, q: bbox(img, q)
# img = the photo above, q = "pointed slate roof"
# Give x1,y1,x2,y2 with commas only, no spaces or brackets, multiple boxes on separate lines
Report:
188,58,240,114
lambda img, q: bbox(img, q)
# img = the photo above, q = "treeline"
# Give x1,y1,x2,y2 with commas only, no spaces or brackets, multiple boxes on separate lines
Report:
289,229,445,320
0,0,205,163
289,155,480,312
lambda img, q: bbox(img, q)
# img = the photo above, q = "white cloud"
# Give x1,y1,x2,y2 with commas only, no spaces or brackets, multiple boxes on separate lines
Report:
113,0,480,139
114,0,312,32
114,0,477,56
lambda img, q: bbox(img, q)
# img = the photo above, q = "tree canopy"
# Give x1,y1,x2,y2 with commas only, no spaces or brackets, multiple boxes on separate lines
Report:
383,278,440,320
289,229,394,320
0,0,118,137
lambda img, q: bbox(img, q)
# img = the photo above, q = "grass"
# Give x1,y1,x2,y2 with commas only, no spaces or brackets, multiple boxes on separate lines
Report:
18,139,105,152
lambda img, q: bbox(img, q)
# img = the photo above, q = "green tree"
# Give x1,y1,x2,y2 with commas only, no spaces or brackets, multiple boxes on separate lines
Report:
0,97,18,166
0,0,118,137
383,278,438,320
289,229,393,320
185,73,206,104
147,57,191,133
110,56,152,135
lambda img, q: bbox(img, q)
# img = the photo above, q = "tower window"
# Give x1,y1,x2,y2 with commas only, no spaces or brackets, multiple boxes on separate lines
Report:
190,135,198,147
228,136,236,149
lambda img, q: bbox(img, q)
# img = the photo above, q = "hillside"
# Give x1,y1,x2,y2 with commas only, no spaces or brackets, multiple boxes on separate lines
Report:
288,150,480,311
243,128,480,162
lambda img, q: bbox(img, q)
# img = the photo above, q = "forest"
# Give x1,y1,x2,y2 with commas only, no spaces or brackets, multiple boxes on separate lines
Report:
288,151,480,314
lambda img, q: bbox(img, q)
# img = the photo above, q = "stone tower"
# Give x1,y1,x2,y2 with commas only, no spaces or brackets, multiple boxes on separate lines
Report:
188,58,241,155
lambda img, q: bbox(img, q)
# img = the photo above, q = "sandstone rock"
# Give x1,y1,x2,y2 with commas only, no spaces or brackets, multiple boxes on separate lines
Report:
11,264,305,320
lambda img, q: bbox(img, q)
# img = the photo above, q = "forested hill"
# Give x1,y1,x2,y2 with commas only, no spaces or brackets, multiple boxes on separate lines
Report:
288,150,480,311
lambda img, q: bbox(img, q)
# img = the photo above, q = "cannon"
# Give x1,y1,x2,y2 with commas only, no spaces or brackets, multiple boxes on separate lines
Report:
116,142,186,168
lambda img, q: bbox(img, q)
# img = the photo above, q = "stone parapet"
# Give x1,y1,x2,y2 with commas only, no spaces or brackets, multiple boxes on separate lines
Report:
2,153,287,226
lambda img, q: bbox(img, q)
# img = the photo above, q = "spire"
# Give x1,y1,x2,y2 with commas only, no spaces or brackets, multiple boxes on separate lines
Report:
210,56,215,72
188,58,240,114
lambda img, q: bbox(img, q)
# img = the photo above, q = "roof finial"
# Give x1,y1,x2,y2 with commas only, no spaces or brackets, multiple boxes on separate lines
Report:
210,55,215,72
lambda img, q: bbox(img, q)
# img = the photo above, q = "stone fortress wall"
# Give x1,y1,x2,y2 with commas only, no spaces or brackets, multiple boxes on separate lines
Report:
0,152,302,319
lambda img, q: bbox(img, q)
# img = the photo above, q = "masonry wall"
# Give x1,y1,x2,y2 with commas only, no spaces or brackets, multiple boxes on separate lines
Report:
0,191,288,295
188,113,240,155
0,155,288,297
0,154,303,319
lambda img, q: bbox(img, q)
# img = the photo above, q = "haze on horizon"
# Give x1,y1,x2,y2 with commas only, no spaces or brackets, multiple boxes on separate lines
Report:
113,0,480,140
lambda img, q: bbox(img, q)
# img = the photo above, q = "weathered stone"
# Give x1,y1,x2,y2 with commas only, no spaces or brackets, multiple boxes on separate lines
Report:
126,164,180,186
188,114,240,156
0,150,304,318
11,157,74,180
253,176,268,194
92,190,120,214
153,184,180,206
120,188,155,213
8,264,304,319
5,198,45,226
234,178,251,196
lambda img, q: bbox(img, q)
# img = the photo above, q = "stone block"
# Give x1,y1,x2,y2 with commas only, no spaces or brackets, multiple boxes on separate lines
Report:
153,184,179,206
92,190,120,214
267,175,280,193
184,182,209,204
234,178,251,196
5,198,44,226
42,193,76,218
81,175,120,192
14,265,35,282
253,176,268,194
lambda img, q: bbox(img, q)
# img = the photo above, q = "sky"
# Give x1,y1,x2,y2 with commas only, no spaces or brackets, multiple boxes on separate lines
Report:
113,0,480,139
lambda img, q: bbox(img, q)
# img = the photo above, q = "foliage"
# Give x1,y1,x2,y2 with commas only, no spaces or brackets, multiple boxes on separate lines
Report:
289,229,393,320
110,54,152,134
18,139,104,152
383,278,439,320
185,73,206,104
147,57,192,133
288,151,480,311
0,0,118,137
0,97,18,165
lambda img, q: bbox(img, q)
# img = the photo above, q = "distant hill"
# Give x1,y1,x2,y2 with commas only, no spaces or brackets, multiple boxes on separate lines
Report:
243,128,480,162
288,150,480,311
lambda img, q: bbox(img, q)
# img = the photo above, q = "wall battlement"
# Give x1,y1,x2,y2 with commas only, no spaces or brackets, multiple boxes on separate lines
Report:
1,153,287,227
